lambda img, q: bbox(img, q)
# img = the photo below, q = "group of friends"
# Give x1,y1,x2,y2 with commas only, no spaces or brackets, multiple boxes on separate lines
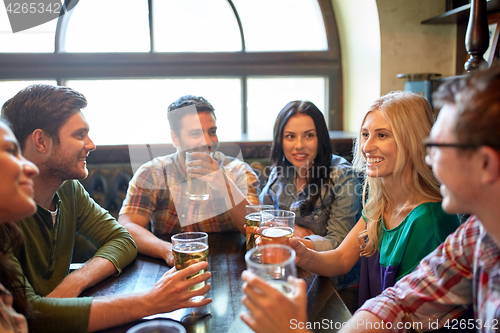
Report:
0,66,499,333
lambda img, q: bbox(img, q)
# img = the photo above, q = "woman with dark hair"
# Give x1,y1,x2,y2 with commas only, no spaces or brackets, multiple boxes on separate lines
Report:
260,100,362,310
0,119,39,332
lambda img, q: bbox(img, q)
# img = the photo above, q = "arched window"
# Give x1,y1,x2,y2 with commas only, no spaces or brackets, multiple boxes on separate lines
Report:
0,0,341,145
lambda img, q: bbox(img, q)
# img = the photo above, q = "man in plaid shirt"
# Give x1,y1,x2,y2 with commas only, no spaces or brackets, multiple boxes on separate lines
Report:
119,96,260,266
340,68,500,332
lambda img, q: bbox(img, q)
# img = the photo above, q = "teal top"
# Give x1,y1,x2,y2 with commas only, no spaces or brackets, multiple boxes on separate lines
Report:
359,201,461,306
379,201,460,280
4,180,137,333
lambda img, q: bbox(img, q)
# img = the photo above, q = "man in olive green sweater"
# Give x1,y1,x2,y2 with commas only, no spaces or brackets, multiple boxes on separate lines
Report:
1,84,211,332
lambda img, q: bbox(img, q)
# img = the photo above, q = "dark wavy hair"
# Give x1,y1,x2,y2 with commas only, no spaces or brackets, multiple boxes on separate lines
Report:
167,95,216,136
0,222,32,318
1,84,87,151
269,101,333,215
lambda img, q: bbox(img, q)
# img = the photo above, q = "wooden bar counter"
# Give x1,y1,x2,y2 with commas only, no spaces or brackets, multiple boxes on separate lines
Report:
82,232,352,332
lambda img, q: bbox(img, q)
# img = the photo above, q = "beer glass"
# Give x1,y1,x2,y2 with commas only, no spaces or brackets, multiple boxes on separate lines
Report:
185,152,210,201
171,232,209,301
258,210,295,246
245,244,297,297
245,205,273,251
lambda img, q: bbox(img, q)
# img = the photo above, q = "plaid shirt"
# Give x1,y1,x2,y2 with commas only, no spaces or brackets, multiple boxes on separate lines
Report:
119,152,260,235
359,215,500,332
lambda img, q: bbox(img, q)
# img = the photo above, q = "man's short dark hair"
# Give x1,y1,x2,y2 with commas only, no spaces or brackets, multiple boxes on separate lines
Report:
1,84,87,150
167,95,216,135
433,66,500,150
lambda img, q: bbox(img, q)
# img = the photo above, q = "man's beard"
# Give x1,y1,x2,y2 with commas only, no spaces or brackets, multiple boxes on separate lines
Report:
41,154,88,183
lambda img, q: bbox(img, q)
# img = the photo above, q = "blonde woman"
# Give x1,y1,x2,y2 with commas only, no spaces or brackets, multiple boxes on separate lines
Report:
288,91,461,308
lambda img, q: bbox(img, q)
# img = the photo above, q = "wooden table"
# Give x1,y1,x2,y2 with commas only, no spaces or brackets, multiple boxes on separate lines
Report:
82,232,352,332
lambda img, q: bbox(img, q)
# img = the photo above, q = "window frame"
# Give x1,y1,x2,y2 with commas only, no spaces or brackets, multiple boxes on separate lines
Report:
0,0,342,131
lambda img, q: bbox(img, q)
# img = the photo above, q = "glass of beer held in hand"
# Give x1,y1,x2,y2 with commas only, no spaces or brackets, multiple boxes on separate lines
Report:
258,210,295,246
172,232,209,302
245,244,297,297
245,205,274,251
185,152,211,201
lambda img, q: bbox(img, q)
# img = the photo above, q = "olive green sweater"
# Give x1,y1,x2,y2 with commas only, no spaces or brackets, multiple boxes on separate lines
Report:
7,180,137,332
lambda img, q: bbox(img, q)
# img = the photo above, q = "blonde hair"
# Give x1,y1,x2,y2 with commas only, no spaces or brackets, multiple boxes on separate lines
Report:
352,91,442,256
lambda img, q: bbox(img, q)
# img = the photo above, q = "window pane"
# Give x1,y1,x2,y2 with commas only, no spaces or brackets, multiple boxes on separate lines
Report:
247,77,326,140
67,79,241,145
64,0,149,52
153,0,241,52
0,8,57,53
233,0,327,52
0,80,57,109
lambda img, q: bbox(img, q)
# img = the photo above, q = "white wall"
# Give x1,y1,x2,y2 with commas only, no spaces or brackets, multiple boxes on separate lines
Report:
333,0,457,132
332,0,381,132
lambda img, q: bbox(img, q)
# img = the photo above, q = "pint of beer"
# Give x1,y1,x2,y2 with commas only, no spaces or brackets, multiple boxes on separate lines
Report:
185,152,210,201
172,232,209,302
245,205,274,251
258,210,295,246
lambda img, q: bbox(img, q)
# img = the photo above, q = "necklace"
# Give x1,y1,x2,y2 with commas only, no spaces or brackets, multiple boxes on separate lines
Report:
394,195,414,218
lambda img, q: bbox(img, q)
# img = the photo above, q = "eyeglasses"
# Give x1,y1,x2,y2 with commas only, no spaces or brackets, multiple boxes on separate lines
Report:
423,138,481,156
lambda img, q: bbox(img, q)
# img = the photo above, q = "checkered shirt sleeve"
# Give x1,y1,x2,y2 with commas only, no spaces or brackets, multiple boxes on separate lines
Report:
119,159,165,221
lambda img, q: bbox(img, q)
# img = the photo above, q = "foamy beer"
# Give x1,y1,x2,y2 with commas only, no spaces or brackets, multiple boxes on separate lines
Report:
258,210,295,246
245,205,273,251
171,232,209,301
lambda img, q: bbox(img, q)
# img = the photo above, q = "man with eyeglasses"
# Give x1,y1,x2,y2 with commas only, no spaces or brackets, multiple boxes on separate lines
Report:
119,95,260,266
335,68,500,332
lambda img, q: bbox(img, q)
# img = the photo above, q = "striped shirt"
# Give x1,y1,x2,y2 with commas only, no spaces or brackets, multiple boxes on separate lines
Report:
119,152,260,234
359,215,500,332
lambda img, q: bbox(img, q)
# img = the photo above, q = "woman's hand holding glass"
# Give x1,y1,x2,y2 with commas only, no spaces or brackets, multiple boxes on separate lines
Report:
293,225,315,238
288,237,313,268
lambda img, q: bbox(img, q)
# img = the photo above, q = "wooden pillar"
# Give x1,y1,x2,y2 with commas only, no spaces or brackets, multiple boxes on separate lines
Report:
464,0,490,72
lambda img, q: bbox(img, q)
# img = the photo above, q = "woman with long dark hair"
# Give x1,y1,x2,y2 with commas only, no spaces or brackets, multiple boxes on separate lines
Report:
0,119,39,332
260,100,362,310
